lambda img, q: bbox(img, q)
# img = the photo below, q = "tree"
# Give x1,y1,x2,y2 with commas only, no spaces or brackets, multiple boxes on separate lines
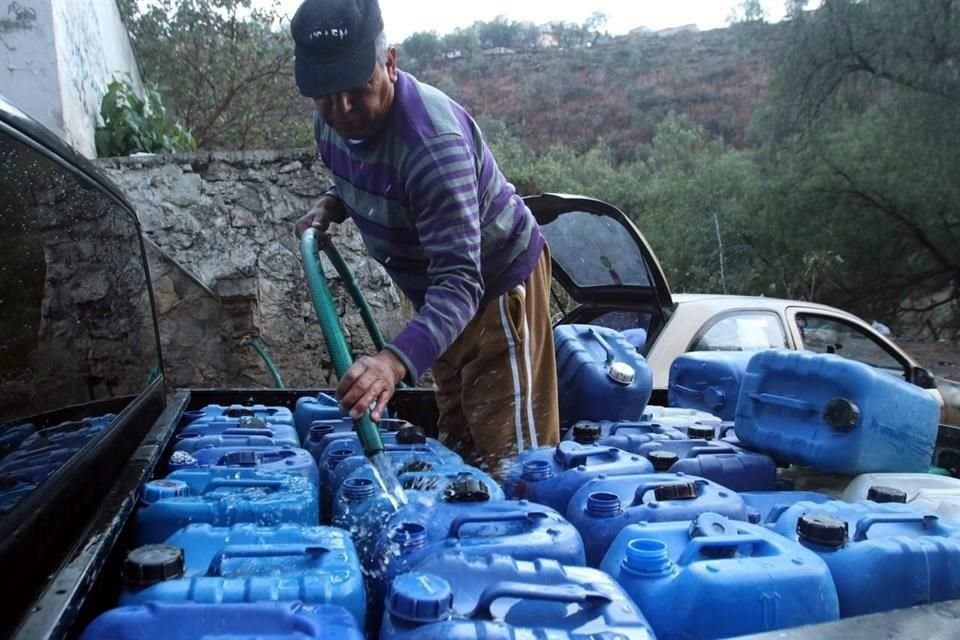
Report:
119,0,311,150
474,16,522,49
442,27,480,56
401,31,443,63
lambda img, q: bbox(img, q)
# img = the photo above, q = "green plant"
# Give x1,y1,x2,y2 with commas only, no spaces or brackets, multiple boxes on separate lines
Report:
95,79,196,157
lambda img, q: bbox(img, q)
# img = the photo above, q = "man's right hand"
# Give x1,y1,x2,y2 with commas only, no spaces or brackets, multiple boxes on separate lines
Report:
295,194,348,245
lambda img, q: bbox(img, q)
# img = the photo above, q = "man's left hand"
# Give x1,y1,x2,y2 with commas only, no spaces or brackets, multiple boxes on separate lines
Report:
336,350,406,421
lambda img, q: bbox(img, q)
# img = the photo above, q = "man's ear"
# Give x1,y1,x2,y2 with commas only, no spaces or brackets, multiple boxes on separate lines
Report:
386,46,399,82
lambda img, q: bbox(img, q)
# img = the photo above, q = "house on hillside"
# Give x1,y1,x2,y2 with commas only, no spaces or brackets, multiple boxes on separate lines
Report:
0,0,142,158
537,23,561,48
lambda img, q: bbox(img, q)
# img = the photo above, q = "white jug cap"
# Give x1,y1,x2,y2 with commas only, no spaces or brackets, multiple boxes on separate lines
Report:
607,362,636,385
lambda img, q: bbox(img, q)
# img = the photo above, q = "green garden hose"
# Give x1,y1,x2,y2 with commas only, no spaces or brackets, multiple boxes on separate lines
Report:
300,228,384,456
323,244,387,353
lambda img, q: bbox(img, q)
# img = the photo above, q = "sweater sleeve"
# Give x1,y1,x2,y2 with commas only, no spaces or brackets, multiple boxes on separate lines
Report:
385,134,484,381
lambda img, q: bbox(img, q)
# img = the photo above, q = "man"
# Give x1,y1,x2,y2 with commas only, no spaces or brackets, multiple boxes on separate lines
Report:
291,0,558,470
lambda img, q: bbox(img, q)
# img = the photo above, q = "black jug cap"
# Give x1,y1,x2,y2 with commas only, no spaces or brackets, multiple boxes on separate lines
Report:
444,475,490,502
688,424,715,440
823,398,860,431
867,485,908,504
122,545,185,587
395,425,427,445
572,422,602,444
648,450,680,471
797,514,848,548
653,481,698,501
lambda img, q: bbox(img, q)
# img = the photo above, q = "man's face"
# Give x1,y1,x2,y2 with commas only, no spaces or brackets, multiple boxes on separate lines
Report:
314,48,398,140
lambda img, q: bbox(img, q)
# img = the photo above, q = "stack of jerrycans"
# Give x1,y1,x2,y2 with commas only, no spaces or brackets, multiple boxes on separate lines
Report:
80,397,368,639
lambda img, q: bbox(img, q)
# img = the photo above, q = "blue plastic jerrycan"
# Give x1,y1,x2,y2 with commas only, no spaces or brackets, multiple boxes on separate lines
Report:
740,490,833,524
295,393,347,438
312,423,450,465
668,351,755,422
379,552,655,640
332,463,505,563
0,444,79,475
134,470,319,545
734,349,941,474
565,473,749,565
640,439,777,492
119,524,365,625
600,513,839,640
765,499,960,617
19,413,115,450
563,420,688,454
172,430,300,453
367,476,584,610
168,446,319,487
322,444,462,513
183,403,295,427
501,441,654,513
640,406,726,432
0,422,35,457
80,602,364,640
554,324,653,429
179,415,300,445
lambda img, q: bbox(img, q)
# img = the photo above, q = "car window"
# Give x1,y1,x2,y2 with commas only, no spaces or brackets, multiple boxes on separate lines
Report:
539,210,653,288
795,313,907,376
689,311,787,352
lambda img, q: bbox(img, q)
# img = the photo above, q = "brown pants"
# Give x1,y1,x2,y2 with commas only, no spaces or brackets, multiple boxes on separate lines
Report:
432,245,560,476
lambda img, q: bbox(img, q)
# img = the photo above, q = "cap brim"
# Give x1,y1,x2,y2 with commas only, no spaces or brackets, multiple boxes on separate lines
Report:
295,41,377,98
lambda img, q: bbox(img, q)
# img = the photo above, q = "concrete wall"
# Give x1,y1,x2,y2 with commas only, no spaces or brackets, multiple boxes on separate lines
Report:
52,0,143,157
0,0,142,158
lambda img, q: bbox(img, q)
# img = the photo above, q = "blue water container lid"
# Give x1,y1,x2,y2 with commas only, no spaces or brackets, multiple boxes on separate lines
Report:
444,475,490,502
386,573,454,623
141,479,189,504
867,485,908,504
687,424,715,440
797,514,848,548
167,451,198,470
572,422,602,444
648,450,679,471
122,544,185,587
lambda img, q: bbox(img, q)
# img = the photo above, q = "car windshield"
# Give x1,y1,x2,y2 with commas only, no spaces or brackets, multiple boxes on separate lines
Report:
539,210,652,288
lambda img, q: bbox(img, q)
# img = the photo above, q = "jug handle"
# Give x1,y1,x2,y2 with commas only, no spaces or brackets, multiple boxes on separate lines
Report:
208,544,328,576
853,513,938,542
447,511,549,538
556,446,621,469
672,383,703,399
687,445,739,458
631,480,703,506
585,327,617,366
747,392,814,413
218,428,276,437
609,422,661,436
677,533,768,565
205,478,286,491
218,450,294,466
472,581,612,620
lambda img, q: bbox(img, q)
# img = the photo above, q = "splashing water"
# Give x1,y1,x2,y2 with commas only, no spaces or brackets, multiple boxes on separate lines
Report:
368,452,408,509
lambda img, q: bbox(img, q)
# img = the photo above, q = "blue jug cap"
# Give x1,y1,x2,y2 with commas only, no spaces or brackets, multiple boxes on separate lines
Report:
823,398,860,431
141,479,189,503
797,514,848,549
867,485,907,504
687,424,715,441
571,422,602,444
167,450,198,470
122,544,185,587
386,573,454,623
648,450,679,471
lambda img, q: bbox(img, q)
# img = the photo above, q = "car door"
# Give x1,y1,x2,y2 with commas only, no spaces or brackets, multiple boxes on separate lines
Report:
785,306,915,381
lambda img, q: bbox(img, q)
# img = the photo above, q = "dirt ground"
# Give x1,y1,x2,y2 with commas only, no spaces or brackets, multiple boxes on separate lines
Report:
897,340,960,380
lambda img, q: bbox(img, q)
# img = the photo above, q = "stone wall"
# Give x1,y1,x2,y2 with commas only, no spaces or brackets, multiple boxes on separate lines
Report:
97,149,412,390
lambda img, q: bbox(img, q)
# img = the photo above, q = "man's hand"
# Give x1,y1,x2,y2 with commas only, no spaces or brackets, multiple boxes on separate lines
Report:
295,194,348,246
336,350,406,420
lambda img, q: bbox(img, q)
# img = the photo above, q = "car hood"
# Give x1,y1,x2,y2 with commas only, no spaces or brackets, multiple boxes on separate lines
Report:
524,193,673,313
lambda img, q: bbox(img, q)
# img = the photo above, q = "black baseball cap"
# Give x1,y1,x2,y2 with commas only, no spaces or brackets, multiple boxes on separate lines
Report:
291,0,384,97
